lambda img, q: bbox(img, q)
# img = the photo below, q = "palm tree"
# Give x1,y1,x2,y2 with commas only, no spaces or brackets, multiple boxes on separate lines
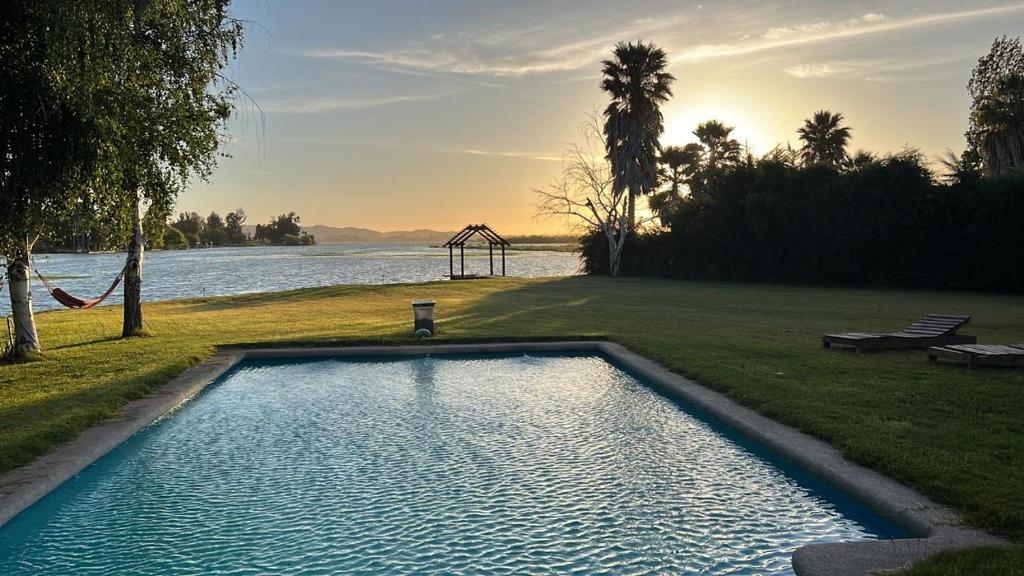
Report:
973,73,1024,176
601,41,675,228
797,110,852,167
939,148,984,185
693,120,741,171
846,149,878,171
659,143,703,194
650,143,702,224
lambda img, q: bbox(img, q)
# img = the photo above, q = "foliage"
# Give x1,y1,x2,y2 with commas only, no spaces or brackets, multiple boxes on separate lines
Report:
968,36,1024,176
201,212,226,246
224,208,248,245
161,226,189,250
650,143,704,225
600,41,674,226
172,211,205,246
169,209,249,247
253,212,315,246
0,2,100,261
797,110,852,167
581,153,1024,292
693,120,742,172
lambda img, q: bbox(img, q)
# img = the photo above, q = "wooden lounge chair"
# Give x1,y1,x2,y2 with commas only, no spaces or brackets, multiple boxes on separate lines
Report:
822,314,976,353
928,344,1024,369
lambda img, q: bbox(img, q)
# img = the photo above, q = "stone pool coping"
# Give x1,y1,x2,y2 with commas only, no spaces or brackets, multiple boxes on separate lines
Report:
0,340,1005,575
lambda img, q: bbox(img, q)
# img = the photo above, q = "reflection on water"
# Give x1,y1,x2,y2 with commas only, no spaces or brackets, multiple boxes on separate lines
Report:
6,244,579,315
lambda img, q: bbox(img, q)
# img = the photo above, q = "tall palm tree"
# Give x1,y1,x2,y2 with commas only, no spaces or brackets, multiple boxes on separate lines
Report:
601,41,675,228
797,110,852,167
693,120,741,171
973,73,1024,176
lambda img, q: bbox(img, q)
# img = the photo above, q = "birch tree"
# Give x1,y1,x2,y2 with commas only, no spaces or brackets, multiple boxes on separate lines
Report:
0,2,100,355
103,0,244,337
535,115,656,277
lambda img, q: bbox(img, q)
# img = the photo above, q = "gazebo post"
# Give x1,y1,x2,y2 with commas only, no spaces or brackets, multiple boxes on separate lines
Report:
443,224,510,280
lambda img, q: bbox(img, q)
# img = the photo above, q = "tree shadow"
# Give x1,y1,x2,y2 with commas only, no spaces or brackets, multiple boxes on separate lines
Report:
177,282,434,313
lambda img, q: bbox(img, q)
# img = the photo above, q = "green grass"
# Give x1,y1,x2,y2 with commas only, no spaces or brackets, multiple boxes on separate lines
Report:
896,547,1024,575
2,276,1023,570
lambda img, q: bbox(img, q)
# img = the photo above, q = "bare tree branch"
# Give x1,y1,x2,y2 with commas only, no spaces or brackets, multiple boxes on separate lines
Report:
535,112,644,276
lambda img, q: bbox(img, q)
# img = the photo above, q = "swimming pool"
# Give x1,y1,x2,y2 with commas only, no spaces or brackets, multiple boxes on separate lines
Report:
0,353,901,574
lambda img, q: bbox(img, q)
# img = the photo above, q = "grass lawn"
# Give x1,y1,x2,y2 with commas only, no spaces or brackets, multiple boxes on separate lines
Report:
2,276,1023,571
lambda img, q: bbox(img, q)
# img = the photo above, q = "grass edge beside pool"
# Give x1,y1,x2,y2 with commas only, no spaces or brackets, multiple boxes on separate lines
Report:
2,276,1023,572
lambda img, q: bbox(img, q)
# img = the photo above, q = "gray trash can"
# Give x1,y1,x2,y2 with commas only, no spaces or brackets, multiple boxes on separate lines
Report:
412,300,435,337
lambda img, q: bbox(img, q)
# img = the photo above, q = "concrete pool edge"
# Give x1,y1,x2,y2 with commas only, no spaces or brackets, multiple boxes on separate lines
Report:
0,341,1004,575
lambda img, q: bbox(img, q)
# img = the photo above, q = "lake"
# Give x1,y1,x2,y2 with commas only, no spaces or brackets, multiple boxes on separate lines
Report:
5,245,580,315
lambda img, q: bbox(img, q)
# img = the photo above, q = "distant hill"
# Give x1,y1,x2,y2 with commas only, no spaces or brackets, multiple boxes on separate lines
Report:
241,224,456,244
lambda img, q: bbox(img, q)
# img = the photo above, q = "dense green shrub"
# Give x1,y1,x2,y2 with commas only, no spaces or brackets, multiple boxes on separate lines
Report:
581,161,1024,293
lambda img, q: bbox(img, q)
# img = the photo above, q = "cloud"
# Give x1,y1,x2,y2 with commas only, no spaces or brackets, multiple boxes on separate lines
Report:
260,91,459,113
456,148,561,162
292,14,691,77
784,55,973,81
286,4,1023,82
676,4,1024,63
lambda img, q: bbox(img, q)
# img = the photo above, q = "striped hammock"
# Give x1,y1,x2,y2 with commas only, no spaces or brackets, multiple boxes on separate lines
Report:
35,266,127,309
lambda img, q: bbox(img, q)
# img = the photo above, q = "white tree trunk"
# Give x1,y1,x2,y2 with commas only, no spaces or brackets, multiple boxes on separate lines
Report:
605,228,623,277
6,254,40,355
122,191,145,337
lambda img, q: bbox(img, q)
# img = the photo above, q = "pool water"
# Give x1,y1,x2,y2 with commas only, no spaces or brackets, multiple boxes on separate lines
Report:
0,354,901,575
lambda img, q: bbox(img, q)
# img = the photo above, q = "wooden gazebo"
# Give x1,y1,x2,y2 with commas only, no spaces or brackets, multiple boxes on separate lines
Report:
443,224,511,279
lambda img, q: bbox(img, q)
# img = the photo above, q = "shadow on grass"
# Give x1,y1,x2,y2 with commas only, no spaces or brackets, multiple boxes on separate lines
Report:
48,334,124,352
177,282,440,313
0,363,187,472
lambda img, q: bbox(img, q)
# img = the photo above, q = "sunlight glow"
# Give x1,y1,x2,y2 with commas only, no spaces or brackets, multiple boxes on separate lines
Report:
662,102,774,156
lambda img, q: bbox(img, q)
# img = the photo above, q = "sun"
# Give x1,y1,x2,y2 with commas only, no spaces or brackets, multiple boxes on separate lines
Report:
661,102,774,156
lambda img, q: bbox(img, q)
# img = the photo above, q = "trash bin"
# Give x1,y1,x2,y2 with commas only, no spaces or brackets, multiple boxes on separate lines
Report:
412,300,435,337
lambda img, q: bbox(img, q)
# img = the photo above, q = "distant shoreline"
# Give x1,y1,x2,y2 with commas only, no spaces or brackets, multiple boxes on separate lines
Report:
33,242,578,256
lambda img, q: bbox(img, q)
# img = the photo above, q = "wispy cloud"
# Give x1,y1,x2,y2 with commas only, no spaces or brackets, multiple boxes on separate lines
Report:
676,4,1024,63
260,91,459,113
289,4,1022,79
292,15,690,77
456,148,561,162
784,55,973,81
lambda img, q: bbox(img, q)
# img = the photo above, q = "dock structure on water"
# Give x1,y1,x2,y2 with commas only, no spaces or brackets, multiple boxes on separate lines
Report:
443,224,511,279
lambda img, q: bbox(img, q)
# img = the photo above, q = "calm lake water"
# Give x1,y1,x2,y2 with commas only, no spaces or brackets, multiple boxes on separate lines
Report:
6,245,580,315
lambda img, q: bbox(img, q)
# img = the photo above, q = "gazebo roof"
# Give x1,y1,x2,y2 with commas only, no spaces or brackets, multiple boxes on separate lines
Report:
443,224,510,247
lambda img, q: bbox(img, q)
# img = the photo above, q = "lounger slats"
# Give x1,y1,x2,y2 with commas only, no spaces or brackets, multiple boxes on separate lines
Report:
928,343,1024,368
908,319,966,328
824,314,974,352
910,321,961,329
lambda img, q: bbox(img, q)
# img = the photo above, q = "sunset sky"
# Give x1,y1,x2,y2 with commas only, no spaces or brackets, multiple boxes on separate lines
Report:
186,1,1024,234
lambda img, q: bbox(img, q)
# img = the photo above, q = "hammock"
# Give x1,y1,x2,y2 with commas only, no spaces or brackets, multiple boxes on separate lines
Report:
35,266,127,309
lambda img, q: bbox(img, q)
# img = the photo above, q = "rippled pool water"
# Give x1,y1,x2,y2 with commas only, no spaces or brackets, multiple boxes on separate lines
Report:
0,354,901,575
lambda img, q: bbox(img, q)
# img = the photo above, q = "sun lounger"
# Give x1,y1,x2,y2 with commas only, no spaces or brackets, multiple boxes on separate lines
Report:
928,344,1024,369
822,314,976,353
